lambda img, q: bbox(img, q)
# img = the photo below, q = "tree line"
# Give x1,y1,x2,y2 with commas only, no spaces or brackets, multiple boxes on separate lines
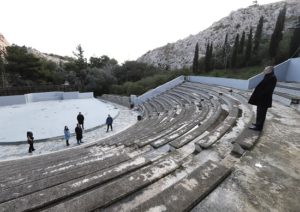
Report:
192,5,300,74
0,44,174,96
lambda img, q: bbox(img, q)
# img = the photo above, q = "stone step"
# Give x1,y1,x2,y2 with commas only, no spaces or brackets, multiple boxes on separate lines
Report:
231,119,260,157
169,100,223,149
133,105,197,147
0,147,132,190
168,91,192,105
35,151,189,212
0,156,151,211
195,101,239,151
155,103,211,148
103,160,232,212
0,147,92,182
149,105,208,148
275,87,300,99
0,144,126,179
276,82,300,91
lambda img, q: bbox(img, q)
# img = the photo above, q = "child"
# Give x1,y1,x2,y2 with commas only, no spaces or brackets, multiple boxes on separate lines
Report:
64,126,70,146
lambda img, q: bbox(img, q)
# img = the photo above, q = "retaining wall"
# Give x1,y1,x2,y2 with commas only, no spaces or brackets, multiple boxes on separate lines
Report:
134,76,185,104
0,91,94,107
188,76,249,90
100,94,131,107
0,95,26,107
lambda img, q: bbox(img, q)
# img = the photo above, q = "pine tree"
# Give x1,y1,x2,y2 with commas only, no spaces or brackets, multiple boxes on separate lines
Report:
209,42,214,71
269,5,286,58
289,17,300,58
73,44,87,71
244,28,253,66
223,34,230,70
231,34,240,68
192,43,199,73
205,43,211,72
0,51,5,87
239,31,246,54
253,16,264,54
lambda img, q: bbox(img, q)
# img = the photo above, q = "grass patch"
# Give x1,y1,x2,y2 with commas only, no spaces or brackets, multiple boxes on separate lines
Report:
198,65,264,79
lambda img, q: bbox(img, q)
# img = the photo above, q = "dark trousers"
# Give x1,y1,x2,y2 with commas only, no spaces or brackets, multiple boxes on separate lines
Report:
256,106,268,130
66,139,69,146
28,142,35,153
107,124,112,132
79,122,84,129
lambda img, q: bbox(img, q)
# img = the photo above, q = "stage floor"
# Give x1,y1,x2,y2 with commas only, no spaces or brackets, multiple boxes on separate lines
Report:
0,98,119,144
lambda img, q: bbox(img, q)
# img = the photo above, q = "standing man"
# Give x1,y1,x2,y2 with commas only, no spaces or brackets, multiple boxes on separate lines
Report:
75,124,83,144
27,131,35,153
248,66,277,131
77,112,85,129
106,114,113,132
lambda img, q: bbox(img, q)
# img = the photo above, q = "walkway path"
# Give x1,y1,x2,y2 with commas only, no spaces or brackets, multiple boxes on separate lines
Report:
0,104,138,161
192,101,300,212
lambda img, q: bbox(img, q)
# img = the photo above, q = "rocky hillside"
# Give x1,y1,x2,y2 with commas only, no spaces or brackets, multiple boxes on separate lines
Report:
0,33,9,54
137,0,300,70
0,32,70,63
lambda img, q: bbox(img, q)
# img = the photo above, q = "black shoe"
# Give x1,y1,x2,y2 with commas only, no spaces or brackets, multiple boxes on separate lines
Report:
80,141,84,143
248,126,262,131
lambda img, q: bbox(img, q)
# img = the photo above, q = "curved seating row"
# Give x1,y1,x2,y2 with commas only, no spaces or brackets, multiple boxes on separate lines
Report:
0,81,269,212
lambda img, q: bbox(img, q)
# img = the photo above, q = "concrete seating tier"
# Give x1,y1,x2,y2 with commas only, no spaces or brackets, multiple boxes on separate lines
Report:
0,81,275,211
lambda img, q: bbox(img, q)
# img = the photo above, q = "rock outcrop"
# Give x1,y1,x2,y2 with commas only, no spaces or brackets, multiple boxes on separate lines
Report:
137,0,300,69
0,33,9,54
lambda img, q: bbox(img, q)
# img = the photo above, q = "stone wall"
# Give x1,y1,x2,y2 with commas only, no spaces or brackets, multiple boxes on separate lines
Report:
100,94,131,107
0,91,94,107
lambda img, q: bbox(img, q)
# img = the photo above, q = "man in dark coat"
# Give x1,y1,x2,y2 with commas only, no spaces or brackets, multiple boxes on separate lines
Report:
75,124,83,144
248,66,277,131
77,112,85,129
106,114,113,132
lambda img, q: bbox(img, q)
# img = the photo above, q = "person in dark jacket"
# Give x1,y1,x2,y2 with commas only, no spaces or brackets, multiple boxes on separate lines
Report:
77,112,84,129
27,131,35,153
106,114,113,132
75,124,83,144
248,66,277,131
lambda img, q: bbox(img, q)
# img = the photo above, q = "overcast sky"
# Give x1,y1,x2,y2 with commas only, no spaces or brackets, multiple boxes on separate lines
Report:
1,0,281,63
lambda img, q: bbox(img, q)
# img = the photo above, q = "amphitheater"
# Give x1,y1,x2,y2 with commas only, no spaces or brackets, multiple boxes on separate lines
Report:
0,59,299,212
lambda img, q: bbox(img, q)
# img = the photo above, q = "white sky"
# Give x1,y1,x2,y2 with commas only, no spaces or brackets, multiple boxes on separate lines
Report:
1,0,281,63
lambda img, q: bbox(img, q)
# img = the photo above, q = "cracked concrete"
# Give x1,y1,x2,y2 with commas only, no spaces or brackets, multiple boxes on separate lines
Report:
192,102,300,212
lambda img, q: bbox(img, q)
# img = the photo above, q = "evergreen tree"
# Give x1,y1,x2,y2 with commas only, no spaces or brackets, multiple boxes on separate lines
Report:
239,31,246,54
244,28,253,66
269,5,287,58
209,42,214,71
205,43,210,72
222,34,230,70
0,51,5,87
72,44,88,89
231,34,240,68
192,43,199,73
289,17,300,58
5,45,42,82
73,44,87,71
253,16,264,53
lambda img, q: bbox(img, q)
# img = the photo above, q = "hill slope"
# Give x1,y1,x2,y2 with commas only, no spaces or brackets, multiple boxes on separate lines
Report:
137,0,300,69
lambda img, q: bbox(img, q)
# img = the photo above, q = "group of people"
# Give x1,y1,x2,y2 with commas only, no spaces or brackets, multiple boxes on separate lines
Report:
62,112,85,146
27,113,114,153
64,113,113,146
